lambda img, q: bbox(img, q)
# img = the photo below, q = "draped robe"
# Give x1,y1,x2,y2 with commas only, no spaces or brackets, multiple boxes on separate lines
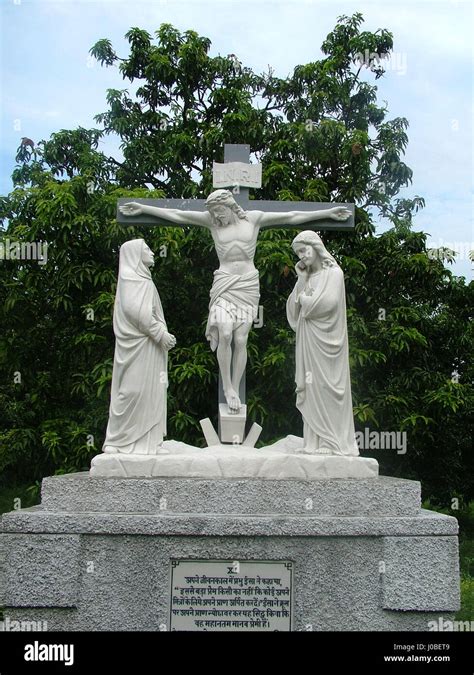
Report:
103,240,168,455
286,263,359,456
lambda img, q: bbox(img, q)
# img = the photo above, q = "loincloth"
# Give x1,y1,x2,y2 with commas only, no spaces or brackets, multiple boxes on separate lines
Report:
205,269,260,352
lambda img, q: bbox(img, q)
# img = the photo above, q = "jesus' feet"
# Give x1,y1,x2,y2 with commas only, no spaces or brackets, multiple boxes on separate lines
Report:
225,388,241,414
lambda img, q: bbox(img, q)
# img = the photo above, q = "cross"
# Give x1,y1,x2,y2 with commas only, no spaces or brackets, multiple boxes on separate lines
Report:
117,144,355,445
117,144,355,227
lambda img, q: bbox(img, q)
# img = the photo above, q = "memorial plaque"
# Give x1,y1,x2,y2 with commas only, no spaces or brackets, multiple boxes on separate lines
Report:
169,559,293,631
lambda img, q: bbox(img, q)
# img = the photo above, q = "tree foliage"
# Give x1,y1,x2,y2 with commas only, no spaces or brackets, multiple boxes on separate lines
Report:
1,14,472,503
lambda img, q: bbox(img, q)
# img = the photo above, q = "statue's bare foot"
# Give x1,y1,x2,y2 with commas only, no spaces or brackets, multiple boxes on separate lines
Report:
225,389,241,414
314,447,332,455
300,446,331,455
291,445,307,454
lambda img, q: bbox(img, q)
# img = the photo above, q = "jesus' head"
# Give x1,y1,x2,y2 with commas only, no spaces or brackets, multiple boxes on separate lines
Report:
205,189,247,227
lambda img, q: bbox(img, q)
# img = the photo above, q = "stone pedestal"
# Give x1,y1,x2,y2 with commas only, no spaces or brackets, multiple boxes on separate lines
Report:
0,473,460,631
218,403,247,443
89,435,379,479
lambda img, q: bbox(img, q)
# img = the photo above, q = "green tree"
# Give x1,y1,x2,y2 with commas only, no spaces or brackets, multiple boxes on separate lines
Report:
1,14,472,504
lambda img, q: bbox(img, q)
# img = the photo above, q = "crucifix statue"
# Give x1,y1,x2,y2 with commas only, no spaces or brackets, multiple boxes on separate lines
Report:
117,144,354,445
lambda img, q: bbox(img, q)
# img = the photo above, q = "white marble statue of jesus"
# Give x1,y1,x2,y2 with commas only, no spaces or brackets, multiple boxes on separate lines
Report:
119,190,349,414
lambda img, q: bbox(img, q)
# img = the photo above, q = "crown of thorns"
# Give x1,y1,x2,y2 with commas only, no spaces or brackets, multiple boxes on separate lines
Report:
205,190,235,206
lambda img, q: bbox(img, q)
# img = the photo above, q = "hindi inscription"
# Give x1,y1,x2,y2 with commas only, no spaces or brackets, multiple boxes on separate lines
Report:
170,559,293,631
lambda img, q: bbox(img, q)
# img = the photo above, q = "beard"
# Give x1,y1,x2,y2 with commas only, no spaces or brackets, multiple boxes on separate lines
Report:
215,215,231,227
208,206,247,228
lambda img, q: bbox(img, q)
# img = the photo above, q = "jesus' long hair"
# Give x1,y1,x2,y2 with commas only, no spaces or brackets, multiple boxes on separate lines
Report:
205,189,247,225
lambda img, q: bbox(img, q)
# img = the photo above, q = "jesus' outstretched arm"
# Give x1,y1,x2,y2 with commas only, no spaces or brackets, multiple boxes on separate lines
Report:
119,202,210,228
256,206,351,229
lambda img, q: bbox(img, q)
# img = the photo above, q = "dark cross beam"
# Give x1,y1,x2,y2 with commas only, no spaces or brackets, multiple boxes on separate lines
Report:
116,144,355,229
117,144,355,428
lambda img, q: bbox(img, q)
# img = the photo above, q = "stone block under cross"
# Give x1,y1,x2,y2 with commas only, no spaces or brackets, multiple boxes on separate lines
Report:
117,144,355,446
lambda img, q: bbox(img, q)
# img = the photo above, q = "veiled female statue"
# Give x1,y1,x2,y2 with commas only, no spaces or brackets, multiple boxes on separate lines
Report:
286,231,359,456
103,239,176,455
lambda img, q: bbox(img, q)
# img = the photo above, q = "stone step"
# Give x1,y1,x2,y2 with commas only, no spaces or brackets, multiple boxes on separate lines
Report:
39,472,421,517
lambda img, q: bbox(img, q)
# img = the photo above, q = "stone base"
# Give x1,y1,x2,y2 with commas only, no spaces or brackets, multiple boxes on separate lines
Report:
0,472,460,632
90,435,379,479
218,403,247,443
42,473,418,516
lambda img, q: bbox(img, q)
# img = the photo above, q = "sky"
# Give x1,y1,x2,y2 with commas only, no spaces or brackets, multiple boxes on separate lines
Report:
1,0,473,280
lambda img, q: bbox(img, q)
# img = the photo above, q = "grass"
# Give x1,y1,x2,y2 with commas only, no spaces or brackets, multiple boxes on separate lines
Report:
457,531,474,621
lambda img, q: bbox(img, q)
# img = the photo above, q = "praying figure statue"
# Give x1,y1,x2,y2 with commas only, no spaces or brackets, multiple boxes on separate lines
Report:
119,190,350,414
102,239,176,455
286,231,359,456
